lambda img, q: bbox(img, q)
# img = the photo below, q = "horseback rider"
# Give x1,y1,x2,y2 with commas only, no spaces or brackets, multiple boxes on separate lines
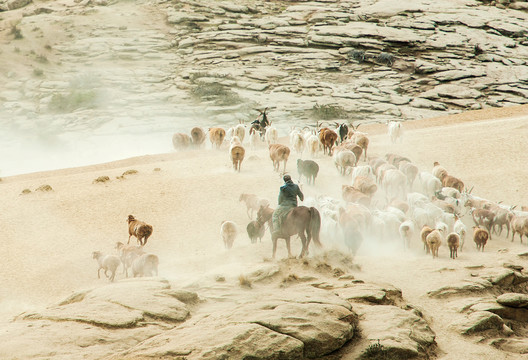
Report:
271,174,304,237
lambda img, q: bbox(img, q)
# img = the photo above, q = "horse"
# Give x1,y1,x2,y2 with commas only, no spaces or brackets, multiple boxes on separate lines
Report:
270,206,322,259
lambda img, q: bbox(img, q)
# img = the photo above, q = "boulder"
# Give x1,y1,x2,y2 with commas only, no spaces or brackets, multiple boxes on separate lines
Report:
497,293,528,308
410,98,448,111
470,300,528,322
427,278,493,298
356,304,436,359
491,338,528,354
333,283,402,305
454,311,504,335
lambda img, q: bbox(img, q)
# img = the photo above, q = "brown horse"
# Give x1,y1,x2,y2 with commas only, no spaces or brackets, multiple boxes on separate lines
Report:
271,206,322,259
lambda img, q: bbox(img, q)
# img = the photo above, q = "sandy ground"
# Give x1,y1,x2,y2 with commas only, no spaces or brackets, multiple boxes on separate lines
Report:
2,105,528,358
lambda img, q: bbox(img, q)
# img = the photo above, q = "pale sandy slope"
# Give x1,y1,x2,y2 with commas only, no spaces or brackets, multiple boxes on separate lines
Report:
1,105,528,359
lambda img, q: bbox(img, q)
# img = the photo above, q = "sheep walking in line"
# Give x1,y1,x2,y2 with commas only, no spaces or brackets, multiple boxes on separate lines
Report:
230,136,245,172
190,127,206,147
239,193,269,219
247,219,265,244
269,144,290,173
297,159,319,185
221,220,238,249
92,251,121,282
426,230,443,259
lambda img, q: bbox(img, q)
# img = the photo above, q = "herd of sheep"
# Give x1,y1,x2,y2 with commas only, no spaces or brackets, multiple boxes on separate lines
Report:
92,215,158,282
93,115,528,280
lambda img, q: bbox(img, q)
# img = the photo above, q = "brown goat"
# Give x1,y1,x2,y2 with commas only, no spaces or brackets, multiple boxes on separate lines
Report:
127,215,153,246
230,143,245,172
473,227,488,251
319,128,338,156
432,161,448,181
446,233,460,259
268,144,290,173
172,133,192,150
208,127,226,149
190,127,206,147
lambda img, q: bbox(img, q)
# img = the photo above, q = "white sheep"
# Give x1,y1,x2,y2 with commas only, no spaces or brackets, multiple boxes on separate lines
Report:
221,220,238,249
290,131,306,156
265,126,279,145
92,251,121,282
333,149,356,176
306,134,321,158
417,171,442,198
249,129,262,150
387,121,403,143
131,253,159,277
454,217,467,251
233,124,246,143
115,241,144,277
399,219,415,249
381,169,407,200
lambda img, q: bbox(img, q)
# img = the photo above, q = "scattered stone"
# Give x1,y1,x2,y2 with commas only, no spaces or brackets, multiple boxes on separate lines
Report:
20,189,31,195
504,263,523,271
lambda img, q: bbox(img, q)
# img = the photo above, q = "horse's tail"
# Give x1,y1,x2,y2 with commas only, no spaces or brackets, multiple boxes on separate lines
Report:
309,207,322,247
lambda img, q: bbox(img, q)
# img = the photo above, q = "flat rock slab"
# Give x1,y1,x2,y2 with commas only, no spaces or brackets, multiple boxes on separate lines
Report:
113,285,357,359
427,278,493,298
333,283,402,305
497,293,528,308
355,304,436,359
470,300,528,322
492,338,528,354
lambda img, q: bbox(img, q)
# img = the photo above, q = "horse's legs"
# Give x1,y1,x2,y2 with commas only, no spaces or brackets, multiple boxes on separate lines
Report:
127,235,131,245
285,237,293,258
272,237,278,259
298,231,308,258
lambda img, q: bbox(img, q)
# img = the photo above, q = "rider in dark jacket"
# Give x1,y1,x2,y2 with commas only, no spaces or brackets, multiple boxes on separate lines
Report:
272,175,304,236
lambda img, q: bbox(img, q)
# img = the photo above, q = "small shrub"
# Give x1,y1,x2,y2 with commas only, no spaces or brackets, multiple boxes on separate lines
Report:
348,49,366,63
92,175,110,184
153,168,161,172
21,189,32,195
36,184,53,192
122,169,138,176
33,68,44,77
311,103,348,120
48,90,98,113
35,54,48,63
376,52,395,66
10,24,23,39
362,340,390,360
44,44,52,50
190,83,242,106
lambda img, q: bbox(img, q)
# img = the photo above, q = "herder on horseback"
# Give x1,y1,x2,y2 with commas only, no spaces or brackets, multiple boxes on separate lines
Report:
269,175,321,259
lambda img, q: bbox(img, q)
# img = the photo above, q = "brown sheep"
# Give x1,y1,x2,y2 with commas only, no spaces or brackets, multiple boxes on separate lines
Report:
510,216,528,243
446,232,460,259
268,144,290,173
342,185,371,207
473,227,489,251
421,225,434,254
319,128,338,156
230,143,245,172
352,176,377,197
191,127,206,147
442,175,464,193
426,230,443,259
127,215,153,246
209,127,226,149
172,133,192,150
349,131,369,161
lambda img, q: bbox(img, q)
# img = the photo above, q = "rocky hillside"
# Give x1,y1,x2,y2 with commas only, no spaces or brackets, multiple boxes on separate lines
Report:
2,0,528,134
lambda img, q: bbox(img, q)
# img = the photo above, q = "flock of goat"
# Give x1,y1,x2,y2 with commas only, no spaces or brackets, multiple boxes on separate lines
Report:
93,115,528,280
170,117,528,262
